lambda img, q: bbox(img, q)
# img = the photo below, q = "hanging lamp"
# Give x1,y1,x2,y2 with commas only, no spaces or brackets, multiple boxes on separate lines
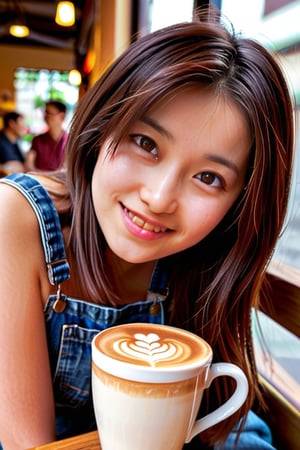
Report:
68,69,82,86
9,24,30,38
55,1,75,27
9,0,30,38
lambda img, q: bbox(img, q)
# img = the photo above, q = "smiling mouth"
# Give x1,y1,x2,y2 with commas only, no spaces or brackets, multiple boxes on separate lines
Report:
124,207,168,233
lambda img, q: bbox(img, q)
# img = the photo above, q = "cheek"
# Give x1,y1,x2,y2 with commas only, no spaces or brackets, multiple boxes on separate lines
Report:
91,154,131,205
183,199,234,243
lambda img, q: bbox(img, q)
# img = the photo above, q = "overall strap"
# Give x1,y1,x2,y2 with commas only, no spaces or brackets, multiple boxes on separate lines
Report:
1,173,70,285
147,261,169,302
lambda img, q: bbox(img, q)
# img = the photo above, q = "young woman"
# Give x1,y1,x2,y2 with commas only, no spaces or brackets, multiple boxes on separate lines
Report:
0,9,294,450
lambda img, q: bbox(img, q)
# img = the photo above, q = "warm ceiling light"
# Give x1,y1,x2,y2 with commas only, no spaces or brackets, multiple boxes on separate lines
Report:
68,69,82,86
9,24,30,38
55,1,75,27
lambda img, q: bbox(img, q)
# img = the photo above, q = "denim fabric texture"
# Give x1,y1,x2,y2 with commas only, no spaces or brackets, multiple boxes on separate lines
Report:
0,174,275,448
214,411,275,450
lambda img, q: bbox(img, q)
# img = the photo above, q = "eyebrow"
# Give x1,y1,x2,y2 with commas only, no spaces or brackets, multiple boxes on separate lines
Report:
141,116,174,141
203,154,239,175
141,116,239,175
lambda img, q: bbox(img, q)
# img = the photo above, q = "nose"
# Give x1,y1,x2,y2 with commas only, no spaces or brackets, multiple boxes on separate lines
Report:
139,169,179,214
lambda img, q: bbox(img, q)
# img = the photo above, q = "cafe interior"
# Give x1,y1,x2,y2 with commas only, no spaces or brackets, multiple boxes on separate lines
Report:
0,1,299,449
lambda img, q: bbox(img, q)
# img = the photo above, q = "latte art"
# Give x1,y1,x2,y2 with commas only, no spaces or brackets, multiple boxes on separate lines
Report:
93,324,212,378
113,333,190,367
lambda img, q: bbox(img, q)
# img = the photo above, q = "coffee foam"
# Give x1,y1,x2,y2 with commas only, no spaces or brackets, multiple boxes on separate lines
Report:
92,324,212,383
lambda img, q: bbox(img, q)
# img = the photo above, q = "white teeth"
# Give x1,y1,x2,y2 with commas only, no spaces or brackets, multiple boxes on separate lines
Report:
127,209,166,233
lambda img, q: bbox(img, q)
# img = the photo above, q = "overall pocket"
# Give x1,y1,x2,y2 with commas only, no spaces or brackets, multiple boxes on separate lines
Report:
53,324,99,408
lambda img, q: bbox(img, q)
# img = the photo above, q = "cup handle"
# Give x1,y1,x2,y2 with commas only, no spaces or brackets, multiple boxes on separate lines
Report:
185,362,249,443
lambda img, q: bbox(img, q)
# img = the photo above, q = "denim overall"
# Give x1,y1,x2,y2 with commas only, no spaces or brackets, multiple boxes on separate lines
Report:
0,173,275,449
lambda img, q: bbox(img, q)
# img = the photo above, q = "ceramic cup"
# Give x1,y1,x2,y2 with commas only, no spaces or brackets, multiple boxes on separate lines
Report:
92,323,248,450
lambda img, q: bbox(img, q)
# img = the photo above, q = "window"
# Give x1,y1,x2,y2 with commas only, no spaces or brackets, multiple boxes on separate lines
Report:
14,68,79,153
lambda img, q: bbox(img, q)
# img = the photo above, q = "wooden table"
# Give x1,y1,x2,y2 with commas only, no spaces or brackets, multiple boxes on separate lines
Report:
29,431,101,449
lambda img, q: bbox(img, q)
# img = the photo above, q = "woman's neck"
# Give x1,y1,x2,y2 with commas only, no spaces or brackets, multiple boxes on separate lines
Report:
106,250,157,304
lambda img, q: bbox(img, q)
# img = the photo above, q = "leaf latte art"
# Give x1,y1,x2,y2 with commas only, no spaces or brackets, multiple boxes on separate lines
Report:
112,333,192,367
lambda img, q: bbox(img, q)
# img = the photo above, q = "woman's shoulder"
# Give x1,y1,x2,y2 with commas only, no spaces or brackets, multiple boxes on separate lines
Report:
0,174,68,298
0,178,45,282
0,177,59,316
0,176,42,231
0,172,69,225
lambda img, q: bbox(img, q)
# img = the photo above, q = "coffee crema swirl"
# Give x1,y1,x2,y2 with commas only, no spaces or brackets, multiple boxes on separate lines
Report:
113,332,191,367
94,324,212,373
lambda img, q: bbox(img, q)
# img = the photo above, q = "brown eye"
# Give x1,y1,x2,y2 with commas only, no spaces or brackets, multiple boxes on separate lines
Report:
140,137,155,152
196,172,224,188
201,173,216,185
131,135,158,157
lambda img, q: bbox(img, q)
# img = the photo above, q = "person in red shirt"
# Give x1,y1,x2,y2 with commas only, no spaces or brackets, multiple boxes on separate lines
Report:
26,100,68,171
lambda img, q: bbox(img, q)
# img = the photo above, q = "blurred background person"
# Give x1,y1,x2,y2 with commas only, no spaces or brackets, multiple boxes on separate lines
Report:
0,111,26,174
26,100,68,171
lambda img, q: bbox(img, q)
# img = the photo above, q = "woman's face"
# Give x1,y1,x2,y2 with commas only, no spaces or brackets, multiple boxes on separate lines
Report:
92,87,251,263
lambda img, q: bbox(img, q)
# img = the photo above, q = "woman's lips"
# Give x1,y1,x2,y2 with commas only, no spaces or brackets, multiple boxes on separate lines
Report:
124,207,168,233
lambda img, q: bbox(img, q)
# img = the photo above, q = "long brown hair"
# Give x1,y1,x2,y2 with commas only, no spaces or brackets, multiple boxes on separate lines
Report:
62,10,294,446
